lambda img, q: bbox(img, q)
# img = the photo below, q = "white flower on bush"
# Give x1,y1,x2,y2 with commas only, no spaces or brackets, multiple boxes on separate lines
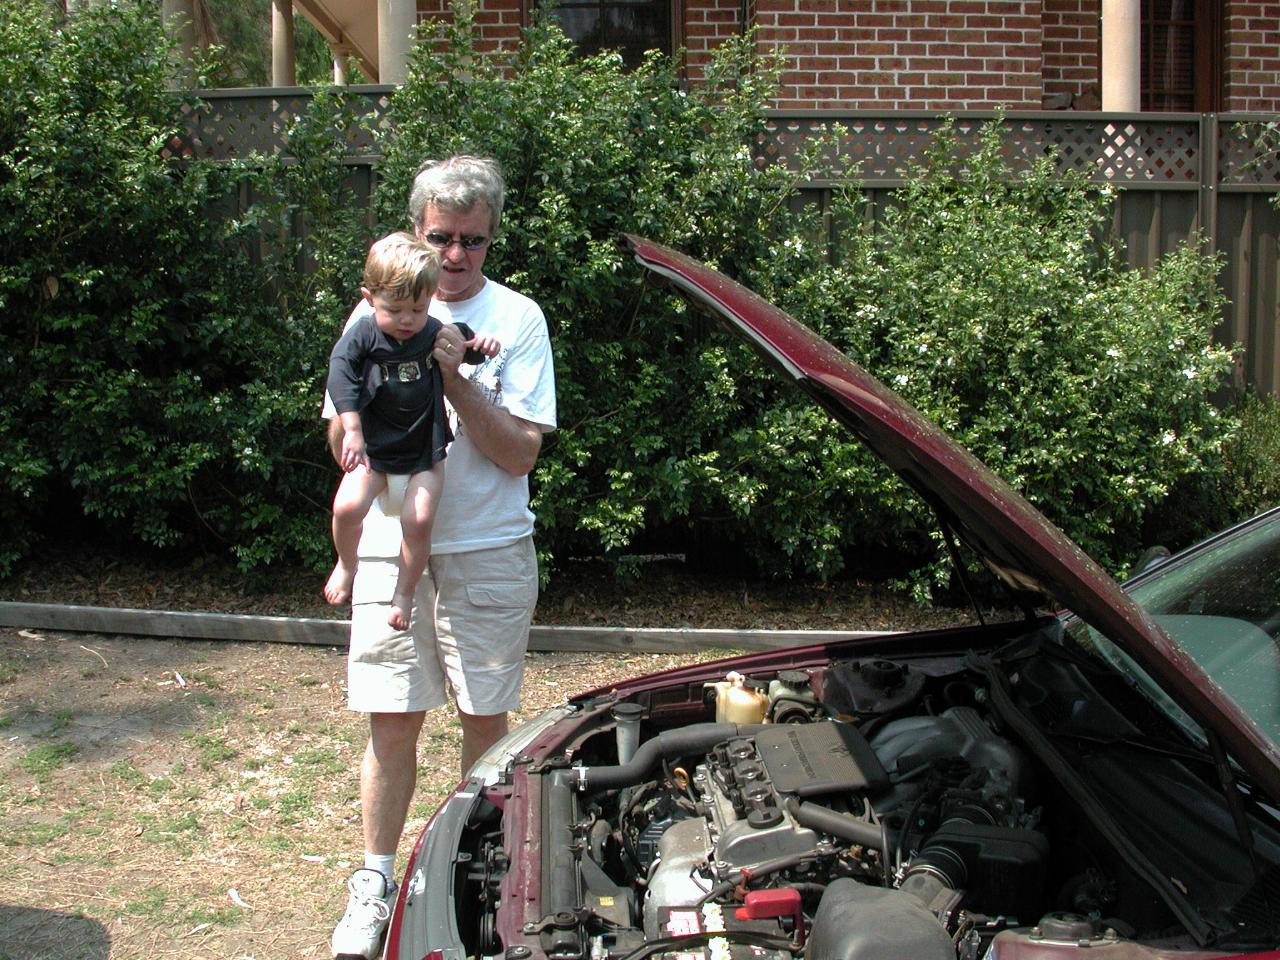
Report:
1161,431,1176,445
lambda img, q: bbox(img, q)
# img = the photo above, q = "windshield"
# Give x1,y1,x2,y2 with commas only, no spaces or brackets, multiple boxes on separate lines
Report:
1068,511,1280,750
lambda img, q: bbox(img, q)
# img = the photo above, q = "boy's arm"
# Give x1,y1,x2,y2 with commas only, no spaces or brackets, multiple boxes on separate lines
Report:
336,411,366,472
327,415,344,465
326,319,374,414
450,321,499,365
326,319,374,472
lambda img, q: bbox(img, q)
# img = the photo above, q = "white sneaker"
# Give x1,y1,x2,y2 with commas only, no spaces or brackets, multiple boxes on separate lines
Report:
332,868,395,959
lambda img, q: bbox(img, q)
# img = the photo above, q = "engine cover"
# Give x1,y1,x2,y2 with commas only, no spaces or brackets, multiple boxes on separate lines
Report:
643,722,887,937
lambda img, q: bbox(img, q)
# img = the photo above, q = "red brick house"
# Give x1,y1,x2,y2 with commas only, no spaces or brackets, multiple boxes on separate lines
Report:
400,0,1279,113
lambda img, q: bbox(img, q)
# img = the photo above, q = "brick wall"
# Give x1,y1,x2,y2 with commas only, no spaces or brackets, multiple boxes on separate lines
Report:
413,0,1280,113
1041,0,1099,107
416,0,523,55
748,0,1044,109
1224,0,1280,111
686,0,745,83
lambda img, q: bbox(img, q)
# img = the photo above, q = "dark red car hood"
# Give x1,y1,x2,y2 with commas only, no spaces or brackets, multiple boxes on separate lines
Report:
620,234,1280,799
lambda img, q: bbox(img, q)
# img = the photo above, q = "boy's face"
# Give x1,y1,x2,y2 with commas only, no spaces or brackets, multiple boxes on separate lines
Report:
363,288,431,342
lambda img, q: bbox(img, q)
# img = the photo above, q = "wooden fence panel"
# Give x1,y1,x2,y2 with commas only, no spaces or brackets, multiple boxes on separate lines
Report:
1218,192,1280,393
174,93,1280,394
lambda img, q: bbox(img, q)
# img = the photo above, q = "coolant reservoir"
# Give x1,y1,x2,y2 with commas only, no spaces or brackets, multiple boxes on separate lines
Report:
710,671,769,724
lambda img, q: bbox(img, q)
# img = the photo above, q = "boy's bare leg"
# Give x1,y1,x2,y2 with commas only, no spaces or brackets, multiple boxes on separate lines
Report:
325,467,388,605
388,464,444,630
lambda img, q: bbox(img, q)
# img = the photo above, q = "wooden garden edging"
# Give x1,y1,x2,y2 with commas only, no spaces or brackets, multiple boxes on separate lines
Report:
0,602,879,654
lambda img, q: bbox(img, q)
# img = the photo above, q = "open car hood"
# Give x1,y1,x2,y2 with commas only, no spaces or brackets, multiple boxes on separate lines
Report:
620,234,1280,797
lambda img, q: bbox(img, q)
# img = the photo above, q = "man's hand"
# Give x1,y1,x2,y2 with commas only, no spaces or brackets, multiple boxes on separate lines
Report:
432,325,542,477
433,324,467,377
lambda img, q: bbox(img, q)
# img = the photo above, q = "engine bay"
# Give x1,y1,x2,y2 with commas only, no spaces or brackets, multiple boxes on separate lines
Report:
443,635,1280,960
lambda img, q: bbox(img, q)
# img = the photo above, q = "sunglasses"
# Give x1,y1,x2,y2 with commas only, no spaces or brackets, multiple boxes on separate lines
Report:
421,231,490,251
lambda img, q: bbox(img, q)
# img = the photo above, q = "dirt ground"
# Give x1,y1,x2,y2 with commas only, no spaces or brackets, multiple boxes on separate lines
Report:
0,549,971,960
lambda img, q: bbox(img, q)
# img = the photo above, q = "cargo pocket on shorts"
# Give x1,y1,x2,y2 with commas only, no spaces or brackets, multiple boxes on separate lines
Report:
464,580,534,610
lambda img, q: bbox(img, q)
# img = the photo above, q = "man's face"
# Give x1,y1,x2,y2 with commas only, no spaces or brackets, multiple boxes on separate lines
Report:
364,289,431,342
415,202,493,303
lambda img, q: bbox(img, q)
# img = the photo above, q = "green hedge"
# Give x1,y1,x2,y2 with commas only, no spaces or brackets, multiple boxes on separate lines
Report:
0,0,1244,598
0,0,366,574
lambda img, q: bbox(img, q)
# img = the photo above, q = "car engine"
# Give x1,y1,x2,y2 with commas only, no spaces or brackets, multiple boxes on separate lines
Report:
506,658,1065,960
619,707,1047,958
452,650,1280,960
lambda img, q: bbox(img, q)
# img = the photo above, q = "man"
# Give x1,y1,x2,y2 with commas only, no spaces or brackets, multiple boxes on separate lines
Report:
326,155,557,960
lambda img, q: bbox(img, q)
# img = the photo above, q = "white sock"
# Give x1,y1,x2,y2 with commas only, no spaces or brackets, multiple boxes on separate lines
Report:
365,852,397,890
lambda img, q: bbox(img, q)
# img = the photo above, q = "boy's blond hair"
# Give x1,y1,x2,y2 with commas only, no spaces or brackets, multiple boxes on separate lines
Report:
362,232,440,300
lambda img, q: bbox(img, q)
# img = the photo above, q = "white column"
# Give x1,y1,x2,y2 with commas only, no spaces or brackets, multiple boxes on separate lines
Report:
271,0,297,87
378,0,417,86
1101,0,1141,111
332,43,351,85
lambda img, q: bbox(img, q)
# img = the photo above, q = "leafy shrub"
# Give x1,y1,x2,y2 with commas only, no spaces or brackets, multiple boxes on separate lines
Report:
379,22,1234,595
829,122,1235,592
0,0,365,575
0,5,1240,598
1224,392,1280,518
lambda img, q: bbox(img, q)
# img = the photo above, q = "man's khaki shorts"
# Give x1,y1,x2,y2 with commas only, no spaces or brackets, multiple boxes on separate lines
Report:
346,536,538,716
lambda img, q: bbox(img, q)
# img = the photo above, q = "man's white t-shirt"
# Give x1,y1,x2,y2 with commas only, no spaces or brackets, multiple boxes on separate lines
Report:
323,277,556,560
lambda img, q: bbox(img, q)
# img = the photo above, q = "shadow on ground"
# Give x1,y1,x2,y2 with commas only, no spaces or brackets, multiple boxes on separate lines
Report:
0,904,110,959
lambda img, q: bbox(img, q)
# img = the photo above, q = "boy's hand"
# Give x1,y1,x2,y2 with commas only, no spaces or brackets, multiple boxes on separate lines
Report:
340,432,368,473
465,334,501,358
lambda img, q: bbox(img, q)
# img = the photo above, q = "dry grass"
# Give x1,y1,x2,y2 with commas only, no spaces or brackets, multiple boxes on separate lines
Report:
0,551,972,958
0,629,722,959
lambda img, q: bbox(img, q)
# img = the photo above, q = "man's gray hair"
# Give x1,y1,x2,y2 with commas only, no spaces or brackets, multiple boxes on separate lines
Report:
408,155,506,235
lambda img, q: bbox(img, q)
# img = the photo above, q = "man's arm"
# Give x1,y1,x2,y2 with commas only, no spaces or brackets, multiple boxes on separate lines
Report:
448,372,542,476
433,325,543,477
327,415,344,465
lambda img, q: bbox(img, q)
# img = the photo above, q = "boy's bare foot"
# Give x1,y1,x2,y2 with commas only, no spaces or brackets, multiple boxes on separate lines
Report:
324,563,356,605
387,592,413,631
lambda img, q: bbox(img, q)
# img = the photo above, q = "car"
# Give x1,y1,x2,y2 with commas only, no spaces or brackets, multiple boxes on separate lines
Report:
383,235,1280,960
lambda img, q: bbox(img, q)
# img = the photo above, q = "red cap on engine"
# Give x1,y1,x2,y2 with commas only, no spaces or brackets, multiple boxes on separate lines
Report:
735,889,805,944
